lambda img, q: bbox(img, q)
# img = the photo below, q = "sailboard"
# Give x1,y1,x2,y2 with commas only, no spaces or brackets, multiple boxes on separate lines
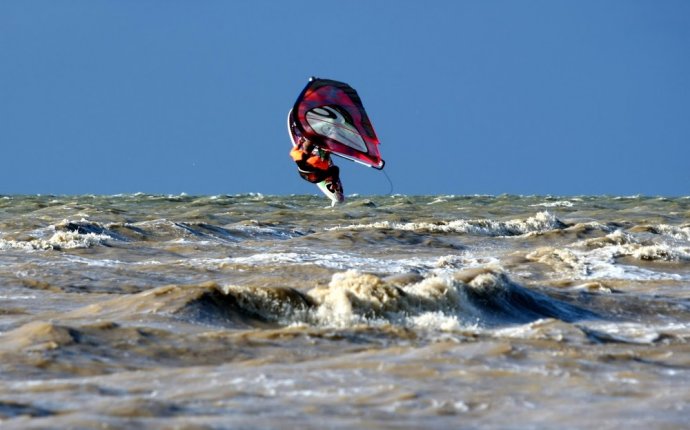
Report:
289,77,384,170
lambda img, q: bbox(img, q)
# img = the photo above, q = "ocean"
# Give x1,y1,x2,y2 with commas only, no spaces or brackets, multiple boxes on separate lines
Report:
1,194,689,429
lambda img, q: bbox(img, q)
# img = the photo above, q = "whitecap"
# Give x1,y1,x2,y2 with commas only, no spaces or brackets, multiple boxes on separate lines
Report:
326,211,565,237
530,200,574,208
0,231,111,251
577,321,685,344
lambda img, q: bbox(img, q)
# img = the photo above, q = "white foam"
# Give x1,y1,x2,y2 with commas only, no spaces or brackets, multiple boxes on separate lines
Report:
63,255,125,267
302,269,585,331
0,231,111,251
327,211,563,237
531,200,575,208
564,230,690,280
207,250,492,277
578,248,684,281
492,319,553,339
229,223,294,238
223,251,416,273
292,271,492,331
594,230,690,261
580,321,690,344
655,224,690,241
631,244,690,262
408,312,464,331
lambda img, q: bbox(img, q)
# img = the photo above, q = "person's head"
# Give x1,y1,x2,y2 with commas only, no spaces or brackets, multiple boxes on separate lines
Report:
300,138,314,152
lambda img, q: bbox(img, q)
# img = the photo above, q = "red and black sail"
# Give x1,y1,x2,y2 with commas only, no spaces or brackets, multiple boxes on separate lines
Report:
289,77,384,169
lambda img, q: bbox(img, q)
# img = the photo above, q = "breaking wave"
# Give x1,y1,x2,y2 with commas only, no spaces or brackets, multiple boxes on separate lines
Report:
0,220,114,251
326,211,567,237
198,269,596,330
302,269,595,328
528,228,690,281
577,230,690,262
630,223,690,241
530,200,576,208
15,270,596,333
0,218,298,251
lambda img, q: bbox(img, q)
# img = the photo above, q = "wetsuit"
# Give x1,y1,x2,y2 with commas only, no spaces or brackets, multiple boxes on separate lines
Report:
290,140,340,184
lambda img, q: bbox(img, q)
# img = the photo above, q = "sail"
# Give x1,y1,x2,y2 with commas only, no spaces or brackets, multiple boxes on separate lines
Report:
290,77,384,169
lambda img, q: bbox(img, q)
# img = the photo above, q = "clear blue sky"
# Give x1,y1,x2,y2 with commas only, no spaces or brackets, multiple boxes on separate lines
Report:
2,1,689,196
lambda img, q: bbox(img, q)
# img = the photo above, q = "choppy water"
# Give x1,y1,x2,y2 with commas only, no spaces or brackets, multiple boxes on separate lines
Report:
1,194,689,429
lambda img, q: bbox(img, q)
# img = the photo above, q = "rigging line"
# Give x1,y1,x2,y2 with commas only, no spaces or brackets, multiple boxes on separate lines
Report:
381,168,394,195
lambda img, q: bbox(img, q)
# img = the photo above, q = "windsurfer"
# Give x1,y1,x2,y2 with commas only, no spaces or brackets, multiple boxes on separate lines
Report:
288,77,383,205
289,136,342,191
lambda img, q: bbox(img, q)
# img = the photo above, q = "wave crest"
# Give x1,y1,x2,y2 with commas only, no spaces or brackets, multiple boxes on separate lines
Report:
326,211,567,237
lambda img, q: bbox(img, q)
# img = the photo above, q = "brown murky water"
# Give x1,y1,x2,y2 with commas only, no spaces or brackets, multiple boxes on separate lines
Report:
1,194,689,428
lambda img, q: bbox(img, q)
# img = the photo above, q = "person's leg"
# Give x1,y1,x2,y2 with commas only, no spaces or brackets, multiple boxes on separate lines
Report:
327,165,340,180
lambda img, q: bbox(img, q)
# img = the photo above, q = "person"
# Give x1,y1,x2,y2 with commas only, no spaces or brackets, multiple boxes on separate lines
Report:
289,136,342,191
